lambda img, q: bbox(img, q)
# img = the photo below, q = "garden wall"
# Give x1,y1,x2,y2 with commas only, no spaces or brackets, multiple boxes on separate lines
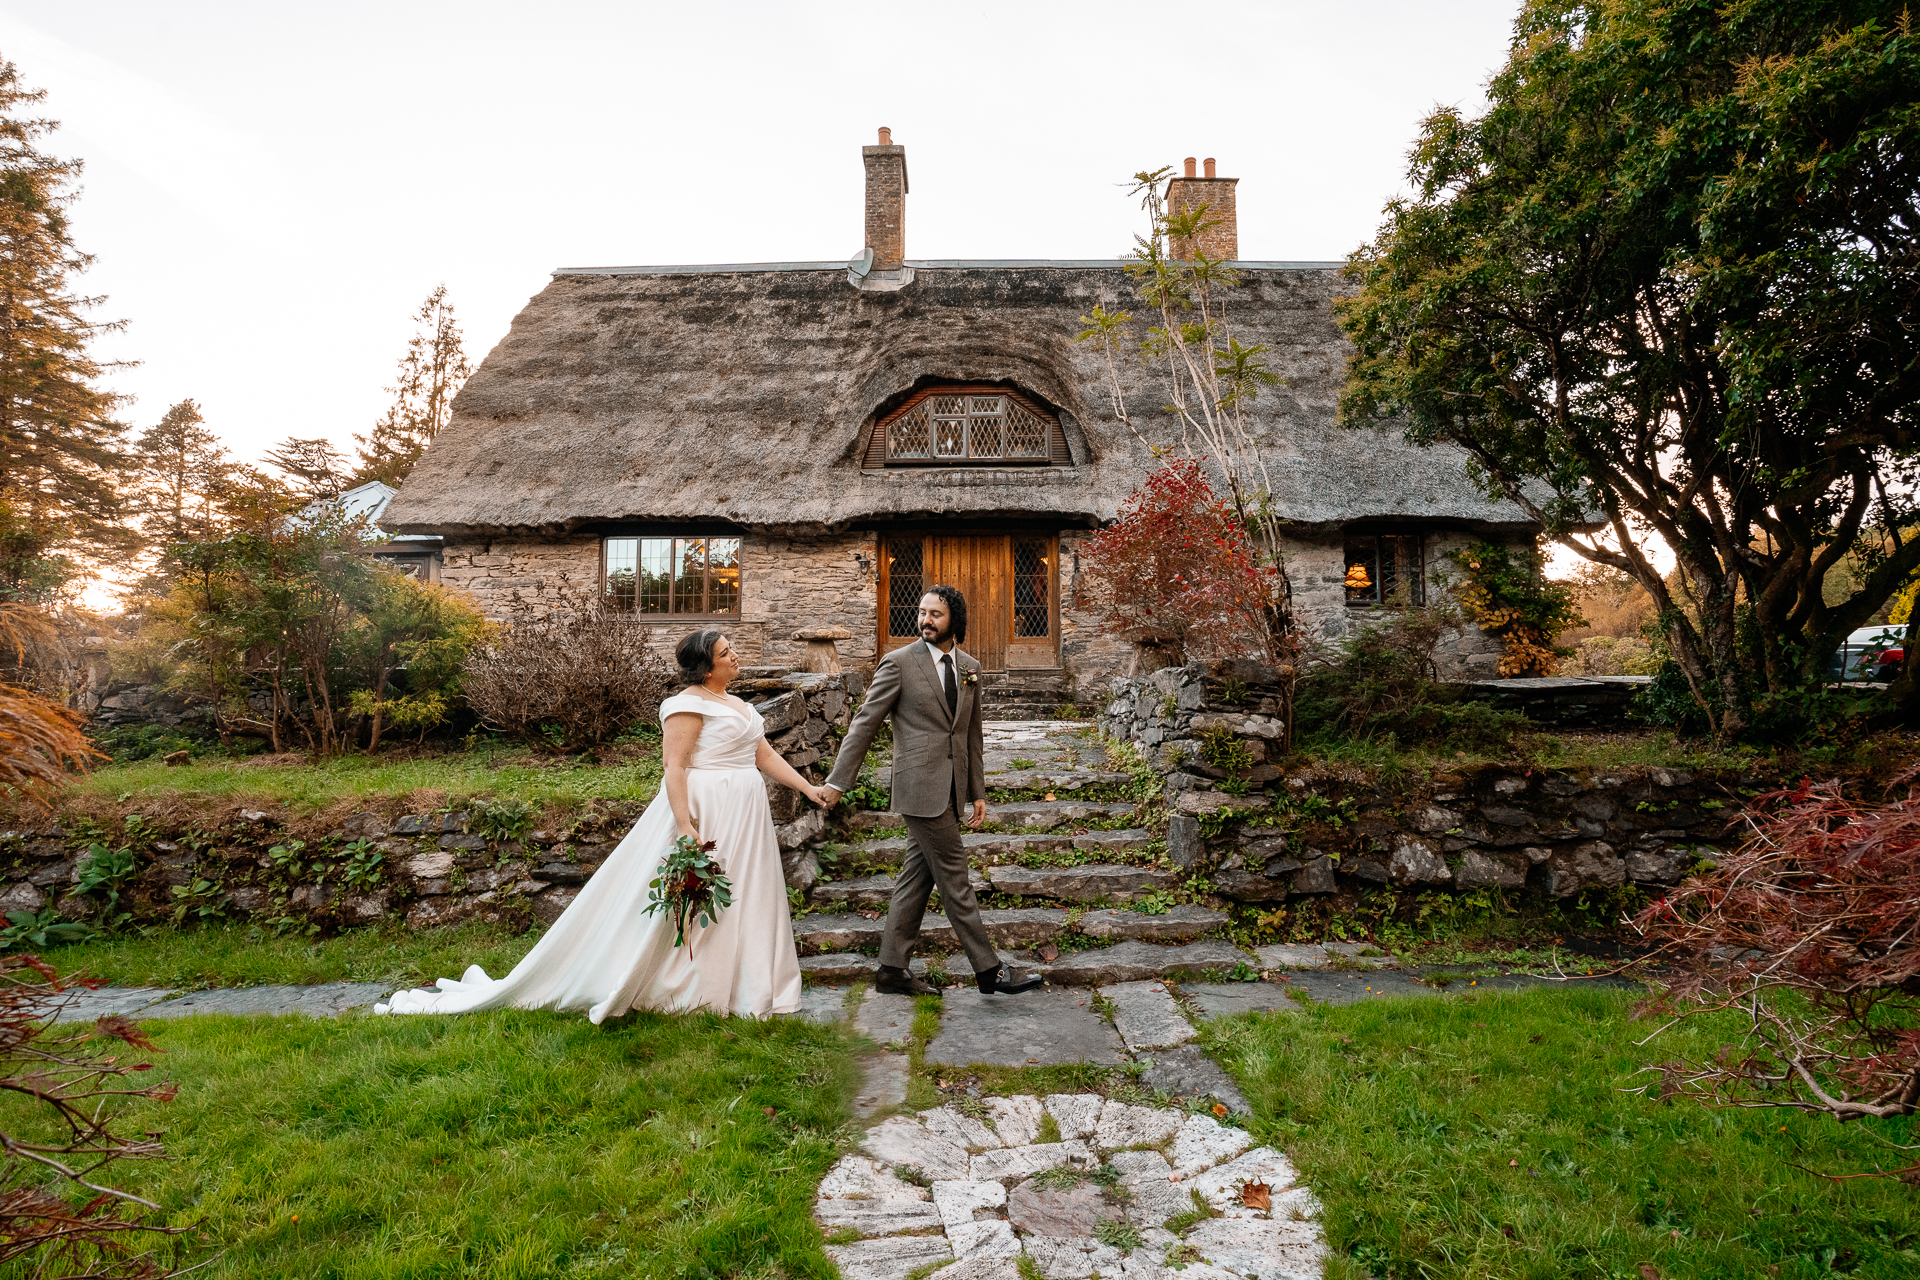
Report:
1102,659,1749,904
3,672,858,936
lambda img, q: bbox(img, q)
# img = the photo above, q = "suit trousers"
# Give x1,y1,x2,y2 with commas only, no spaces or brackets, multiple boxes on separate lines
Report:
879,784,998,974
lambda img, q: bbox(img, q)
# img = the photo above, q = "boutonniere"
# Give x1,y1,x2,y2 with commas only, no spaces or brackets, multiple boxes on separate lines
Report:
961,669,979,687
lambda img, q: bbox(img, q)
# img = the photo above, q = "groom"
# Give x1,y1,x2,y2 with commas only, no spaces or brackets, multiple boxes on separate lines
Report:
821,585,1044,998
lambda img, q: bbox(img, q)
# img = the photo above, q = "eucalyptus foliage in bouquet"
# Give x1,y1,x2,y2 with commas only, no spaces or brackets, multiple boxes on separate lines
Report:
645,835,734,951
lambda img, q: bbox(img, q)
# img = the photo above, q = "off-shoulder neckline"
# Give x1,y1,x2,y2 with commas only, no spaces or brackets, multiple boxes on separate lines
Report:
660,692,759,721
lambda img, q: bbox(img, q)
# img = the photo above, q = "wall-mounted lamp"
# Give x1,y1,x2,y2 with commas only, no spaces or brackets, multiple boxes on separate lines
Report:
852,551,873,580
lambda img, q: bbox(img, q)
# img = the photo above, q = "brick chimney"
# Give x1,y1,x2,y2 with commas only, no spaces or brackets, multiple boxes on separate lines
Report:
1166,155,1238,261
862,127,909,270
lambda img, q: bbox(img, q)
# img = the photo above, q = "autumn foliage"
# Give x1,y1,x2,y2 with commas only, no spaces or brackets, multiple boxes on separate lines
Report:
1074,459,1279,663
1630,769,1920,1180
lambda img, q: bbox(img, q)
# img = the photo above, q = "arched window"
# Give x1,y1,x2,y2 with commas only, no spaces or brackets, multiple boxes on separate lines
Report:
862,386,1070,467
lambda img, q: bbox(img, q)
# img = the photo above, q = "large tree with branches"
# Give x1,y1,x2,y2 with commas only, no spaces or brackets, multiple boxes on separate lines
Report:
1338,0,1920,739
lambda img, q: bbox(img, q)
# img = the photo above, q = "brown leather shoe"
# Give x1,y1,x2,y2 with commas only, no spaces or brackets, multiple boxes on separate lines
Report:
875,964,941,997
976,964,1044,994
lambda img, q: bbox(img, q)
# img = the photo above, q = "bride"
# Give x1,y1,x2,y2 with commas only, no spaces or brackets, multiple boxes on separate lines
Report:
376,630,829,1022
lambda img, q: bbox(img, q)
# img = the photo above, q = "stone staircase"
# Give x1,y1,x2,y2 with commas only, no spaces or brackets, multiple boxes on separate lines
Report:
796,720,1269,987
977,671,1085,720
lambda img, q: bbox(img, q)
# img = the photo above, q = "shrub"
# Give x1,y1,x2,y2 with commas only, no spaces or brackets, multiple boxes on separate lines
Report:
1631,660,1712,736
1629,769,1920,1180
1562,634,1660,677
463,603,674,752
1074,459,1281,664
1295,605,1526,750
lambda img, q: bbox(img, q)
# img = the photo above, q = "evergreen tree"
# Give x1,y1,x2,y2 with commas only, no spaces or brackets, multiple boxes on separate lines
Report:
0,56,133,597
263,435,349,502
132,398,230,550
354,285,471,487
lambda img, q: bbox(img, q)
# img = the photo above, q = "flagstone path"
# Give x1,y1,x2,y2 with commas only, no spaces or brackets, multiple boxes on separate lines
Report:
818,1090,1325,1280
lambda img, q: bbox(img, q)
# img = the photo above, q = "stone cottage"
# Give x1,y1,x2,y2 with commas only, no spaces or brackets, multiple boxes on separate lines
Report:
382,131,1536,705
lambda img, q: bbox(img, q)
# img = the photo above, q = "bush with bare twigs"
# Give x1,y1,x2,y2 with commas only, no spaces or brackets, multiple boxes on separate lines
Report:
0,956,184,1277
1628,769,1920,1182
461,601,674,752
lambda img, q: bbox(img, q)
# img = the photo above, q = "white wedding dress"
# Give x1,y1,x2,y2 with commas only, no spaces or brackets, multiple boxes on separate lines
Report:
375,694,802,1022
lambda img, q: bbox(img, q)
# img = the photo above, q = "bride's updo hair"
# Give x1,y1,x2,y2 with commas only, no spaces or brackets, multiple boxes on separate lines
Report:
676,629,727,685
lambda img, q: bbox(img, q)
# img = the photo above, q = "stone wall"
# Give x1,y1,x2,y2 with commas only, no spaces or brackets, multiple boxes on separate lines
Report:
1101,659,1745,905
8,672,859,935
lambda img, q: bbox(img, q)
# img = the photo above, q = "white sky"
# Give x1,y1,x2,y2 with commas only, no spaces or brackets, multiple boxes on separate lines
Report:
2,0,1522,470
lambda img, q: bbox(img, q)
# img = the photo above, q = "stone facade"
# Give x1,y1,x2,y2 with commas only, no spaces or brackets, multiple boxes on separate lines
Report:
434,524,1511,701
1284,528,1511,680
441,530,881,671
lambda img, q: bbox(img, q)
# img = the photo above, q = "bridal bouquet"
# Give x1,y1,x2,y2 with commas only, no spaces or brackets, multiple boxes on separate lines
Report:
646,835,734,951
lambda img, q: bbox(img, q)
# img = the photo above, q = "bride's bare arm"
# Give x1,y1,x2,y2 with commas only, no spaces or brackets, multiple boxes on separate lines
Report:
662,711,704,840
755,737,831,806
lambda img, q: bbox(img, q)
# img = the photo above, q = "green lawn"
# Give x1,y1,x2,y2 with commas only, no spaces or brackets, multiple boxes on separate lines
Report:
3,1006,856,1280
1215,986,1920,1280
45,920,544,990
64,743,665,813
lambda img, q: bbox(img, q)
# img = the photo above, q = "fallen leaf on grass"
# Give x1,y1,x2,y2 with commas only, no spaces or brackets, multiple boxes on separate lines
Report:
1213,1103,1229,1118
1240,1181,1271,1210
1638,1265,1659,1280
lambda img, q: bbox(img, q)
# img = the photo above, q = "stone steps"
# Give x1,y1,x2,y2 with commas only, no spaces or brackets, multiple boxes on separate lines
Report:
845,799,1137,834
874,766,1136,795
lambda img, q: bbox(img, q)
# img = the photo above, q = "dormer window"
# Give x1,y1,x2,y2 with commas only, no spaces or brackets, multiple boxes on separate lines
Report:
862,385,1070,467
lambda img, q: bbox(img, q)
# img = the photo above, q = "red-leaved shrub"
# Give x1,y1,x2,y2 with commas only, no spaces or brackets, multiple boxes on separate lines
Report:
1075,459,1280,664
1629,769,1920,1180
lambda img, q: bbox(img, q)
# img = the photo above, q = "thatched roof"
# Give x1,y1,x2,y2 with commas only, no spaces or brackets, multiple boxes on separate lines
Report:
382,261,1538,537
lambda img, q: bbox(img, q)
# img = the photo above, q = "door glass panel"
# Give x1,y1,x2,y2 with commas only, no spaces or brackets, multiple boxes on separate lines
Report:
1013,538,1050,637
887,537,923,637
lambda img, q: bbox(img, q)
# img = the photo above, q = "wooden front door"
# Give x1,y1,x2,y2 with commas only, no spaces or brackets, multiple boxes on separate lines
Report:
878,532,1059,672
929,535,1010,672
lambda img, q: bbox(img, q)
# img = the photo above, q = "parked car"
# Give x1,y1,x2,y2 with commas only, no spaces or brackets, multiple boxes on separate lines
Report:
1828,626,1909,681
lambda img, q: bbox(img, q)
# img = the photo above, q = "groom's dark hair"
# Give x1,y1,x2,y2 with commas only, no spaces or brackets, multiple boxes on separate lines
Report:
924,584,967,643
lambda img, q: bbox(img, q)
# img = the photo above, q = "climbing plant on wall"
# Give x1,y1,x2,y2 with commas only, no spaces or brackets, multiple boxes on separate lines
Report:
1446,541,1584,677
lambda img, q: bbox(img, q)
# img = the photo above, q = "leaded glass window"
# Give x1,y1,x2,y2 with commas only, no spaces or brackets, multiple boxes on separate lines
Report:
886,536,923,638
882,391,1055,464
1013,538,1051,637
604,536,742,615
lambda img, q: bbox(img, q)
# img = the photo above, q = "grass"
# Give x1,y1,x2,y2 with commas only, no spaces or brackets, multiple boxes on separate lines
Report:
60,741,665,813
37,920,544,990
2,1006,857,1279
1214,986,1920,1280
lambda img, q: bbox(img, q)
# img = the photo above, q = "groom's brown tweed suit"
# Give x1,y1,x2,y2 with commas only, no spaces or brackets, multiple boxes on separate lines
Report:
824,639,995,973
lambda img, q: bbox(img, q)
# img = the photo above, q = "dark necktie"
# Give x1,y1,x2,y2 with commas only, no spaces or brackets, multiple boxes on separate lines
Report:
941,654,957,716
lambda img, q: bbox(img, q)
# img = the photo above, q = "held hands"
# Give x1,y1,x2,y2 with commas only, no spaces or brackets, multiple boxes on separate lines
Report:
811,784,842,809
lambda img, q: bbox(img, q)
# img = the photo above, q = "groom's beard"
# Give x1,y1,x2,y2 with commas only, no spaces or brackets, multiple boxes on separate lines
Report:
920,623,952,648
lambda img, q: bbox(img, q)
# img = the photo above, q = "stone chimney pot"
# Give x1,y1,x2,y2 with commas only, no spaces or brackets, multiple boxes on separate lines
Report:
1183,156,1197,178
1204,157,1216,178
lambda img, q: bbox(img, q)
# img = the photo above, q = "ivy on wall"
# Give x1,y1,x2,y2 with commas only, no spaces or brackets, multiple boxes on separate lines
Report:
1446,541,1584,677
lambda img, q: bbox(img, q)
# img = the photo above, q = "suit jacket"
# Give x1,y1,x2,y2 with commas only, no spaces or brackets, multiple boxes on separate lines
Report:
826,640,986,819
